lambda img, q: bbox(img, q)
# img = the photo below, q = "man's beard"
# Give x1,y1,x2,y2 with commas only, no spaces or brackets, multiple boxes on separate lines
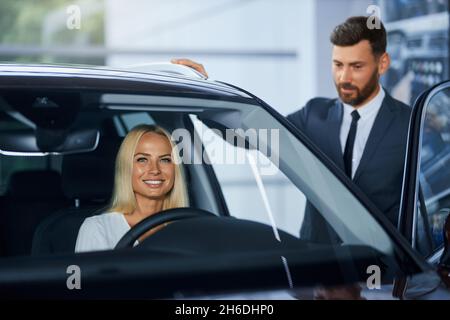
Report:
336,71,379,107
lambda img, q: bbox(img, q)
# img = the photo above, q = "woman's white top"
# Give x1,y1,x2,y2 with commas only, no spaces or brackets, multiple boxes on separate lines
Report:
75,212,136,253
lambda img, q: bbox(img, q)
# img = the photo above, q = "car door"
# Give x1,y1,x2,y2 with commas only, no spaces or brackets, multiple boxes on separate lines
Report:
397,80,450,296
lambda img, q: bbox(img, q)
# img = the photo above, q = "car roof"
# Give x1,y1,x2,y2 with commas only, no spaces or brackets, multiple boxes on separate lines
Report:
0,63,256,103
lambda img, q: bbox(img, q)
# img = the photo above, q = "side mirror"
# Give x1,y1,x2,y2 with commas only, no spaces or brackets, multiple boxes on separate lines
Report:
438,210,450,287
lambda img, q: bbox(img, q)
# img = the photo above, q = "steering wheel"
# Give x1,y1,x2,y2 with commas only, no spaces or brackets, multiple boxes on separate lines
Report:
114,208,216,249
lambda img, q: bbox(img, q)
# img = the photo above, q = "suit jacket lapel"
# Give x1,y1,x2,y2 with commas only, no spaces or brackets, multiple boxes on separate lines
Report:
326,100,345,170
353,95,396,182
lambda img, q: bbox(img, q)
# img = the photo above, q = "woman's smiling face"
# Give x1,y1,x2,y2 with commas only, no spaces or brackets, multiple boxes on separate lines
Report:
131,132,175,201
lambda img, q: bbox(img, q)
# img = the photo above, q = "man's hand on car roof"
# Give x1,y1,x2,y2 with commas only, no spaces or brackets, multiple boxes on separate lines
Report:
171,58,209,79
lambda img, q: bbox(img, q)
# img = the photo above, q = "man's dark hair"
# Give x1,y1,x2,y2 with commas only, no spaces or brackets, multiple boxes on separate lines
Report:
330,16,387,56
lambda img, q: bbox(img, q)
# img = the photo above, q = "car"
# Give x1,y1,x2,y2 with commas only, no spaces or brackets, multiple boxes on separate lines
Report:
0,63,448,299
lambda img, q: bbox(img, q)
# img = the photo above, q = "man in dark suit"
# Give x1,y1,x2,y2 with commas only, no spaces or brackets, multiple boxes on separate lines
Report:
286,16,411,242
173,16,411,243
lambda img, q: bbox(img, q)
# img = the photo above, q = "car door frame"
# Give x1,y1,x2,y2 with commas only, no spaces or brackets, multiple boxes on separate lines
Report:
398,80,450,262
394,80,450,302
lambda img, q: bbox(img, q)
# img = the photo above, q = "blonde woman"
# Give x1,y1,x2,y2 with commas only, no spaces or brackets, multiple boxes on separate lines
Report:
75,125,189,252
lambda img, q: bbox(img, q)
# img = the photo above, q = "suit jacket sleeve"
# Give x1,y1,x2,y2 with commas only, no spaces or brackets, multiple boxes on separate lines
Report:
286,104,308,131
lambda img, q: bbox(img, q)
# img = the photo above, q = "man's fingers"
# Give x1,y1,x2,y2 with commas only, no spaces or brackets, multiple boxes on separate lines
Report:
171,58,208,78
171,58,199,70
173,58,208,78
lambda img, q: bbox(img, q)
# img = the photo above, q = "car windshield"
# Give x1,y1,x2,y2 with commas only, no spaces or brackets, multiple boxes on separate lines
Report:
0,75,423,298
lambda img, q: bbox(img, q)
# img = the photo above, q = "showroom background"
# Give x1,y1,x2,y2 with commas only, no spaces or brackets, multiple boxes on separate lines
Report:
0,0,448,235
0,0,448,112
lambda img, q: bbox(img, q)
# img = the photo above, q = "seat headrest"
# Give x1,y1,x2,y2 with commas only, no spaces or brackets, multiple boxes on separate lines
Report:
62,138,121,201
7,170,63,199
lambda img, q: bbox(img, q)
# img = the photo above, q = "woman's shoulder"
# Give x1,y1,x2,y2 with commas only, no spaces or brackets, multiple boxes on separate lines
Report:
75,212,127,253
85,211,123,222
82,212,126,230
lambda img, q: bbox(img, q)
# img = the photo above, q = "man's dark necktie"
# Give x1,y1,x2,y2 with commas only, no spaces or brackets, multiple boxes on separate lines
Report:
344,110,360,178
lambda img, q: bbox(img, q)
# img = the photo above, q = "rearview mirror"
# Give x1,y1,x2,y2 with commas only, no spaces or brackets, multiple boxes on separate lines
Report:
0,128,99,155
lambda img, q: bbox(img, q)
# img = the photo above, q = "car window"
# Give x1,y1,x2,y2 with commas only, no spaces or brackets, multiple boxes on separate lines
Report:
183,107,413,293
191,111,394,254
0,89,421,298
120,112,155,132
416,88,450,256
192,117,306,236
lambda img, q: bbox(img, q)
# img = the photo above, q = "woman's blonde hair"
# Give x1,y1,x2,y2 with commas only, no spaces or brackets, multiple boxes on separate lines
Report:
108,124,189,214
